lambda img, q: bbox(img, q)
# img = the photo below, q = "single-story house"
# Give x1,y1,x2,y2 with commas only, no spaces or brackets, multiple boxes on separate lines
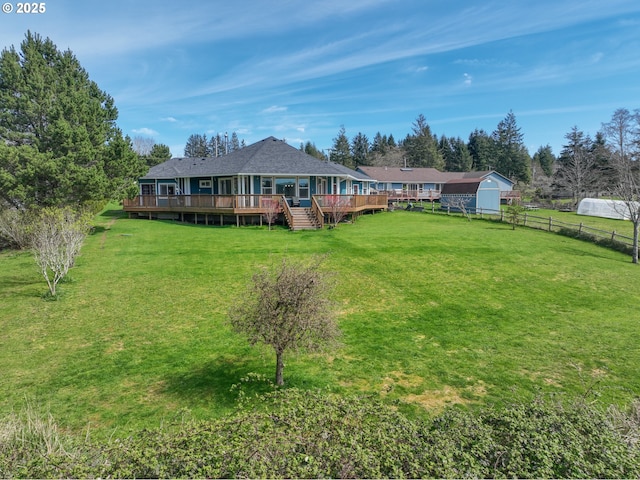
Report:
356,166,517,202
440,178,501,213
123,137,387,230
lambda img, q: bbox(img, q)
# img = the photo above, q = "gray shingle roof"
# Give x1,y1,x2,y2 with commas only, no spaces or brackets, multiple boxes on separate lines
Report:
356,166,506,184
143,137,373,181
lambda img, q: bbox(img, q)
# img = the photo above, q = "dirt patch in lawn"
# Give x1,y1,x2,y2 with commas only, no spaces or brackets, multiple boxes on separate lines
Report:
402,382,488,411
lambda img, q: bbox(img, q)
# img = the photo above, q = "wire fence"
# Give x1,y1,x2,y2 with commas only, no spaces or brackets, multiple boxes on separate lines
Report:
425,205,635,254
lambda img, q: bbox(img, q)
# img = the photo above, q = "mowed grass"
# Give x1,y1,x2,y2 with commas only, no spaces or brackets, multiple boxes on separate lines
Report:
1,207,639,438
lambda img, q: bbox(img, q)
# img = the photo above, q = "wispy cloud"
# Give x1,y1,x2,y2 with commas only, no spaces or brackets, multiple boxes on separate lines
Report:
132,127,159,136
262,106,288,114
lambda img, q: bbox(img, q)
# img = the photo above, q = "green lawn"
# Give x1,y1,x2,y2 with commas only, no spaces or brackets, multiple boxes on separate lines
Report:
1,207,639,438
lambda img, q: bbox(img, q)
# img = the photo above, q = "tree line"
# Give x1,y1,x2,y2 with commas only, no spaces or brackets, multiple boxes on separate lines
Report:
183,132,246,157
302,112,537,184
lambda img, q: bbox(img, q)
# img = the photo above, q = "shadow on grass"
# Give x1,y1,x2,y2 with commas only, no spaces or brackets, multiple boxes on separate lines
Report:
100,209,127,218
162,356,275,409
0,276,44,299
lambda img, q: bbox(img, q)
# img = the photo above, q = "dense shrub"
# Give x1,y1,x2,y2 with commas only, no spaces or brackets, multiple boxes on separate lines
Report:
557,227,633,255
1,391,639,478
103,389,426,479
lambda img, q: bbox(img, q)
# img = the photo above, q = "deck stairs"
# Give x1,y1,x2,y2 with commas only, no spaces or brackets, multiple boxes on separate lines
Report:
287,207,322,231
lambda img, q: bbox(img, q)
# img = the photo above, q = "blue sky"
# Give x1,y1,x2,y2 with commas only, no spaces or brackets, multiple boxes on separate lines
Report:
1,0,639,158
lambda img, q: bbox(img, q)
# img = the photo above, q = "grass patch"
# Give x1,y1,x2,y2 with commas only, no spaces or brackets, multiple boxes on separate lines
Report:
1,207,640,438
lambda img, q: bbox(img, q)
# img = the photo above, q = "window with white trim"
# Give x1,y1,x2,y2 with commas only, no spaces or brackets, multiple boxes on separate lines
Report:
261,177,273,194
298,178,310,199
141,184,155,195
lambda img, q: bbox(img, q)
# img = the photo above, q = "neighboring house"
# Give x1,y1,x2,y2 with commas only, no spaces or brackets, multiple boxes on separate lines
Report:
356,166,517,202
123,136,386,230
440,178,501,213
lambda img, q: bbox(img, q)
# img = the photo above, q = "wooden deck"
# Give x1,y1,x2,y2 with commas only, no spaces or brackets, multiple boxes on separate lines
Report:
123,194,388,228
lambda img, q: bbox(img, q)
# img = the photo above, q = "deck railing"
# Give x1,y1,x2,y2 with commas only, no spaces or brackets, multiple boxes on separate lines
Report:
381,189,441,201
124,194,285,210
313,194,388,210
124,194,387,213
311,196,325,229
280,196,294,227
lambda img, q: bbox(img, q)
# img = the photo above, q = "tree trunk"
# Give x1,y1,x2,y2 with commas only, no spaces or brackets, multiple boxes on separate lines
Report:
633,220,639,264
275,350,284,386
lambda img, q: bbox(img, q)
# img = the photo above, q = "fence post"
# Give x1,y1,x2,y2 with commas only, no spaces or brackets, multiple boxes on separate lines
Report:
579,222,583,235
611,230,616,241
524,213,528,226
501,209,504,222
548,217,552,231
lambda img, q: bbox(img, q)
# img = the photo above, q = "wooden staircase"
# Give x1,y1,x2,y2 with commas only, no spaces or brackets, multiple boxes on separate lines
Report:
287,207,322,231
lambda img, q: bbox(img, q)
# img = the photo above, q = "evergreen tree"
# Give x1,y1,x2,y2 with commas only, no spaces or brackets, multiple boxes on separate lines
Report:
491,111,531,182
554,126,599,202
230,132,240,152
0,31,144,208
591,131,613,188
351,132,370,168
532,145,555,177
331,125,352,168
207,134,224,157
371,132,386,154
146,143,172,167
404,114,444,169
303,141,325,160
440,136,472,172
468,129,495,171
387,134,396,148
184,134,209,157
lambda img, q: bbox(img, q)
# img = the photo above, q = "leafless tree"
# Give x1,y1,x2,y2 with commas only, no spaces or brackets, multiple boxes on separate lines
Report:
444,195,474,221
0,207,31,249
30,207,92,296
262,197,281,231
602,108,640,263
554,127,600,205
228,256,340,386
325,195,351,227
132,136,155,156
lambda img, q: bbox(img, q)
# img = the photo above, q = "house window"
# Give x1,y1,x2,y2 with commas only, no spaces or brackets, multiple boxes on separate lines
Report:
352,184,359,195
298,178,309,199
261,177,273,195
275,178,296,197
219,178,233,195
141,184,154,195
199,180,212,189
158,184,176,195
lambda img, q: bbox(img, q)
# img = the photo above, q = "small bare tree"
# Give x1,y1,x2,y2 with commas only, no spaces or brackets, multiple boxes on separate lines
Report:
262,197,281,231
228,256,340,386
445,195,474,221
0,207,32,249
602,108,640,263
30,207,92,296
325,195,350,227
